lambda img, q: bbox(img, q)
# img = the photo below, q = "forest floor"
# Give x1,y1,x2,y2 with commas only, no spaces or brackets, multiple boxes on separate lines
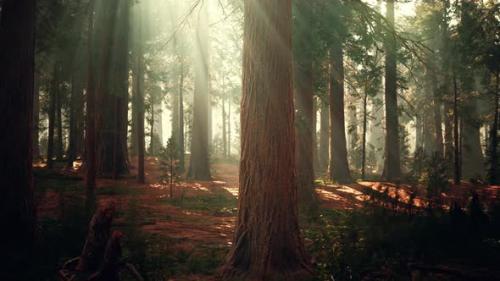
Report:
33,158,500,281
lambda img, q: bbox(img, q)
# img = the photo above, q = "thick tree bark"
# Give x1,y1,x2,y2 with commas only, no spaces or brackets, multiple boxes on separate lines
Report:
0,0,36,273
96,0,129,178
382,0,401,181
329,43,352,184
318,98,329,174
221,0,312,279
188,3,211,180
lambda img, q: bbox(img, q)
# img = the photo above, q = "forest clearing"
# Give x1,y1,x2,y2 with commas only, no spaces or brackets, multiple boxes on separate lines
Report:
1,0,499,280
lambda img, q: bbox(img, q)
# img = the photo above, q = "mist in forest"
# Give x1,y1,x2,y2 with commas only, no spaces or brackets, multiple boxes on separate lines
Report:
0,0,499,280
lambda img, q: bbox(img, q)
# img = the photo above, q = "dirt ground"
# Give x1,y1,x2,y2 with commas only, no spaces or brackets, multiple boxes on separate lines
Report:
34,158,500,280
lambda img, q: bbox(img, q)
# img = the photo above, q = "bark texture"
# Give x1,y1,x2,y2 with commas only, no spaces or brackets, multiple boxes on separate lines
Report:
0,0,36,275
221,0,311,279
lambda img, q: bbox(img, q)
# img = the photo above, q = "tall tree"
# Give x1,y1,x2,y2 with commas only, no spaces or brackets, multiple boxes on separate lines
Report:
188,2,211,180
221,0,311,279
318,98,329,174
132,1,146,183
382,0,401,181
95,0,129,178
329,42,352,183
0,0,36,272
294,0,317,210
85,0,97,190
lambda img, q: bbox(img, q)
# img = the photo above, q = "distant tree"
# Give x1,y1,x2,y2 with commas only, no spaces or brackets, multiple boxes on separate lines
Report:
221,0,312,279
188,2,211,180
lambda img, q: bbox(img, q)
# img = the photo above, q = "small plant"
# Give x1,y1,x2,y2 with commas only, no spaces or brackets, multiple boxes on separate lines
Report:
159,137,180,199
423,153,449,207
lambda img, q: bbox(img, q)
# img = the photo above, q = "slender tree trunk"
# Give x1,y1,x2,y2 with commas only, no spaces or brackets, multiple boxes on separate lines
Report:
33,72,40,159
188,2,211,180
178,61,185,173
85,0,97,190
134,34,145,183
432,75,443,156
453,72,461,184
222,92,227,158
67,70,84,168
488,72,499,184
329,43,352,184
221,0,312,279
318,98,329,174
383,0,401,181
55,82,64,161
150,103,155,155
0,0,36,270
47,63,58,169
228,93,231,157
362,92,368,180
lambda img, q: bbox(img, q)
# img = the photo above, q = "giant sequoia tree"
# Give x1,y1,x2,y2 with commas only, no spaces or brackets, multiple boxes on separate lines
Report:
382,0,401,181
0,0,36,271
222,0,311,279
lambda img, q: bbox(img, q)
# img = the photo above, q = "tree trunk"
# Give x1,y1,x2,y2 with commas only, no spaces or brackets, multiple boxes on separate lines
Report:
67,68,84,168
85,0,97,190
178,61,185,173
295,59,317,211
47,63,59,169
222,91,227,158
188,3,211,180
133,34,146,183
383,0,401,181
33,72,40,160
96,0,129,178
461,100,484,179
56,82,64,161
318,98,329,174
362,92,368,180
221,0,312,279
453,73,461,184
0,0,36,271
329,43,352,184
488,73,499,184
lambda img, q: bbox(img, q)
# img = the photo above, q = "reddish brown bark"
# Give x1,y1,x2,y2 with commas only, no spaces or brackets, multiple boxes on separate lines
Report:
221,0,311,279
0,0,36,272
